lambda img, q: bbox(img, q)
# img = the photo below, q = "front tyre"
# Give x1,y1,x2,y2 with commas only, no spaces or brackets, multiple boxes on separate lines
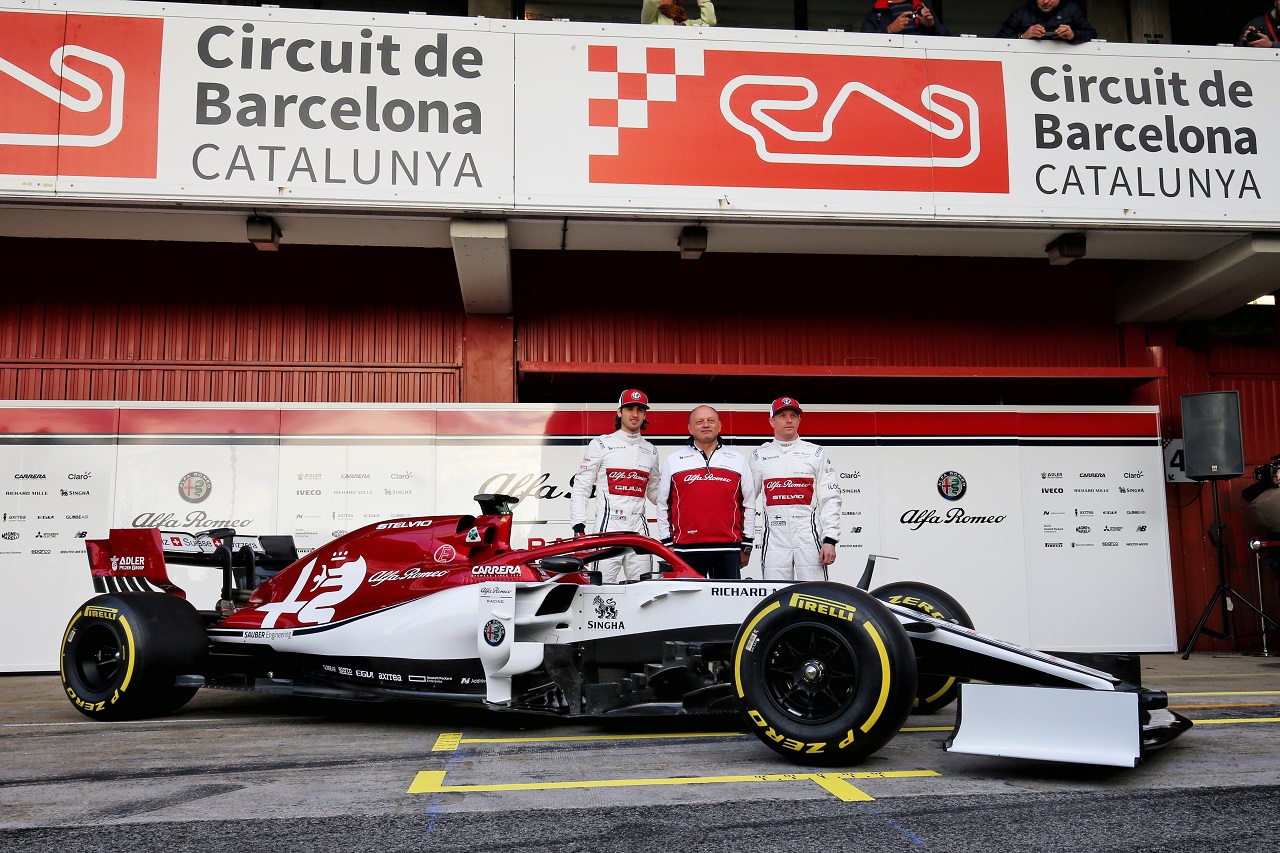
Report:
872,581,973,714
732,582,917,766
60,593,207,721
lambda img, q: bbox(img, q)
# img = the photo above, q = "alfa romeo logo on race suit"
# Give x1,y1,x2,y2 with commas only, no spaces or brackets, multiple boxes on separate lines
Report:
937,471,967,501
483,619,506,646
177,472,212,503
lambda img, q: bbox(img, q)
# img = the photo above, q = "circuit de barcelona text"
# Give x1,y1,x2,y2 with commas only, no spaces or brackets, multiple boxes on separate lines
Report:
189,25,487,186
1028,64,1262,199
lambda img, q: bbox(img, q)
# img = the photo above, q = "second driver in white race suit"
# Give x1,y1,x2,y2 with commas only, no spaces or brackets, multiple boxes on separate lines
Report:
750,397,842,581
570,389,661,582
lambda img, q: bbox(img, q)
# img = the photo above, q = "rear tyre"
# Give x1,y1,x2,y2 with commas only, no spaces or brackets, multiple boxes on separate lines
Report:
732,582,917,766
60,593,207,721
872,581,973,714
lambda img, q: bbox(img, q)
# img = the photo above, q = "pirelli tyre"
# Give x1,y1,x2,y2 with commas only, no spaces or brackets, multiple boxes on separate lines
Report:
732,582,917,766
60,592,207,721
872,581,974,715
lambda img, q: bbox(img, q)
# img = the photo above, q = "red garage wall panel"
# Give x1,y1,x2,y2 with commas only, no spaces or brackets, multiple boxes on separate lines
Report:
0,238,465,403
516,251,1123,371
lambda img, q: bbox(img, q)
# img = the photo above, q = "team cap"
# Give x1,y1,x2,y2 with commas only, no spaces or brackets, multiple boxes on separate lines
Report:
771,397,802,417
618,389,650,409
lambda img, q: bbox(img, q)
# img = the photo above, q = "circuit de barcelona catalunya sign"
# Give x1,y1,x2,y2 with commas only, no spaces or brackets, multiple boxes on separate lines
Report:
1,0,1277,226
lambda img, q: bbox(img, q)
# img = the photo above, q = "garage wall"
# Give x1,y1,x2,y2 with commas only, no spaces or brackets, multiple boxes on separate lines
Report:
0,238,466,403
517,252,1123,370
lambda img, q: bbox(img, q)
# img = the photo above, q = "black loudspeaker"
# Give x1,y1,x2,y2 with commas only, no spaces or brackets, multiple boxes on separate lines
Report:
1181,391,1245,480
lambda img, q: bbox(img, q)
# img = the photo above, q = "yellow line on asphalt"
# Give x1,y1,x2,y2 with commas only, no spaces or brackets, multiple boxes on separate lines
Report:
1188,717,1280,725
1172,703,1275,710
1168,690,1280,696
407,768,940,802
432,731,742,750
431,725,954,752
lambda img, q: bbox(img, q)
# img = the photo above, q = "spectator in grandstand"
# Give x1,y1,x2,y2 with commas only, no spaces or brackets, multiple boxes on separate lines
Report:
1238,0,1279,47
861,0,950,35
998,0,1096,44
642,0,716,26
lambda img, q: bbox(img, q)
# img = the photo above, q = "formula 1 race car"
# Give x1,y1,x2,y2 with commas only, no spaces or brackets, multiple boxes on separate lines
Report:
61,494,1190,767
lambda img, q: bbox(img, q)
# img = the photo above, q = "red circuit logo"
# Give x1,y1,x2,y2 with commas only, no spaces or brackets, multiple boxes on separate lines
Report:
588,45,1008,194
0,11,162,178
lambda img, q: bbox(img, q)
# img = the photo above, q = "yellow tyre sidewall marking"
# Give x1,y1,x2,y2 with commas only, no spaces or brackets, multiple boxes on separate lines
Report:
923,677,957,705
118,615,135,694
60,611,83,683
734,601,780,699
859,619,891,735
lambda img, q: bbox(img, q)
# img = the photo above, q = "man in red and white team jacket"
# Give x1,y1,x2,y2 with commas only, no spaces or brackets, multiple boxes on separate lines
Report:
655,405,756,579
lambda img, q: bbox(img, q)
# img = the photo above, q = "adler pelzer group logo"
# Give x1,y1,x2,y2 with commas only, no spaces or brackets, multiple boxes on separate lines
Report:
587,45,1009,194
0,11,163,179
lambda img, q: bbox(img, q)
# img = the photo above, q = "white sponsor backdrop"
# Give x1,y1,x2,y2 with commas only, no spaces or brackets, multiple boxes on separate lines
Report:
0,402,1174,671
1,0,1277,226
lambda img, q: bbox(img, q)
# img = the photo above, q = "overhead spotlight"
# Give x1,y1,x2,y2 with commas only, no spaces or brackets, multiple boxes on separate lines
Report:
247,216,282,251
678,225,707,260
1045,232,1086,266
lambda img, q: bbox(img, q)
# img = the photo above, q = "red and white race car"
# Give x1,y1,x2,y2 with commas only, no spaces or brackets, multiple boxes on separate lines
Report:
61,494,1189,767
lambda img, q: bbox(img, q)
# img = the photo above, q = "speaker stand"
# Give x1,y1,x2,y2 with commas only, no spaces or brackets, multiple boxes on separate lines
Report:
1182,482,1280,658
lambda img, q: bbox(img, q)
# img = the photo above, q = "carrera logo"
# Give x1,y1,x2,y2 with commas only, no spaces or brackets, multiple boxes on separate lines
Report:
587,45,1008,193
0,11,162,178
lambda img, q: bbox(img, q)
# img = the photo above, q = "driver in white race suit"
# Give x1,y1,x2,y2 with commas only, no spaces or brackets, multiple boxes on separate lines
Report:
570,389,661,582
749,397,842,581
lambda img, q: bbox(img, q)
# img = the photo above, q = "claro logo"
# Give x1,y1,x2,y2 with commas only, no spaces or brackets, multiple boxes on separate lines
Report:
0,11,163,178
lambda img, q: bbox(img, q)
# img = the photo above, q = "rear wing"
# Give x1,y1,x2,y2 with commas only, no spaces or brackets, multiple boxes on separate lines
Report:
86,527,299,602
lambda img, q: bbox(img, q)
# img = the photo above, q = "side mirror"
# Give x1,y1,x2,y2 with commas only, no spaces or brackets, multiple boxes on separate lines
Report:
541,555,585,574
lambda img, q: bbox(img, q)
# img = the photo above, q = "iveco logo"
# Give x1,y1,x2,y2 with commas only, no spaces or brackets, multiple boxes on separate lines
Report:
1042,488,1063,494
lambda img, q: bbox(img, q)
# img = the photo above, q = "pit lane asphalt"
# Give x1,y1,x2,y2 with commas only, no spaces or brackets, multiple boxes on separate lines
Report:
4,653,1280,852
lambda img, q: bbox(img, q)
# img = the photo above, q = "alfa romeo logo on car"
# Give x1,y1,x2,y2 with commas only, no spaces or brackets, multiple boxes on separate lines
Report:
178,472,212,504
937,471,967,501
483,619,505,646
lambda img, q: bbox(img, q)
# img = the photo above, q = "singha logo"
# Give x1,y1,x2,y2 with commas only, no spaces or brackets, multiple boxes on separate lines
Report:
593,596,618,620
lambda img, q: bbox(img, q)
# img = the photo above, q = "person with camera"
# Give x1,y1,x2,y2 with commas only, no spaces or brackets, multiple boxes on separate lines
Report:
1238,0,1280,48
749,397,842,582
997,0,1096,44
861,0,950,36
570,389,661,583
